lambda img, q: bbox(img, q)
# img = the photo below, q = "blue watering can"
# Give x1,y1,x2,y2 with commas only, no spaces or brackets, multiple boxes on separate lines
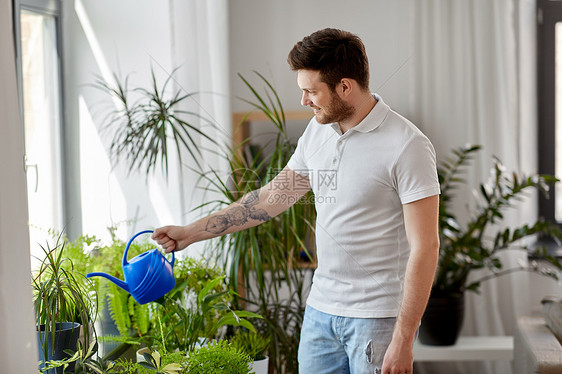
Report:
87,230,175,304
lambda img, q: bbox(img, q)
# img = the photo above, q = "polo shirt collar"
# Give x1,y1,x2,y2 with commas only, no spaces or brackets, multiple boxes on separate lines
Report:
329,93,389,135
351,93,389,133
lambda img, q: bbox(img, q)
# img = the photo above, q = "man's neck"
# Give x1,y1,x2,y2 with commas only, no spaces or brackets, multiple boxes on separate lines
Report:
338,94,377,133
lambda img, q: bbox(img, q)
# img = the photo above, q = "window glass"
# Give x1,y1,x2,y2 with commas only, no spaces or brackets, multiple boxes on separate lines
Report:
20,10,64,267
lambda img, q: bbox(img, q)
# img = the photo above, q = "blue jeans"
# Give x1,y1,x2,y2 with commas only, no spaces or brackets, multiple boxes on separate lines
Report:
298,305,396,374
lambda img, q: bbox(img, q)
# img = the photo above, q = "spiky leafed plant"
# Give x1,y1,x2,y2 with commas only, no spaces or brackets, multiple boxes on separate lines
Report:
435,144,562,296
196,71,316,373
95,67,220,179
32,236,97,366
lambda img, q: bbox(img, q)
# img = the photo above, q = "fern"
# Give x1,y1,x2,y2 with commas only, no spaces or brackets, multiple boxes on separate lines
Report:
131,300,150,335
108,284,131,336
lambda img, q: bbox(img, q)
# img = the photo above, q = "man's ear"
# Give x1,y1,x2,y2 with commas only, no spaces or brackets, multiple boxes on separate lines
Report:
340,78,353,97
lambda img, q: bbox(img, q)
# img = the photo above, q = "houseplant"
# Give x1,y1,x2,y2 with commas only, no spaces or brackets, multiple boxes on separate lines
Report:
33,235,98,373
419,144,562,345
153,274,262,353
199,71,315,373
229,329,271,374
183,340,253,374
94,67,220,178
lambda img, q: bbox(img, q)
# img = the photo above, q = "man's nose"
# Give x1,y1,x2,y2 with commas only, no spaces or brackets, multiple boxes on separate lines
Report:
301,92,311,106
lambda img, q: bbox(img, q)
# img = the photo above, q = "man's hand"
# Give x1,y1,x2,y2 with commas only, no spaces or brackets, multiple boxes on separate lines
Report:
381,338,413,374
152,226,191,253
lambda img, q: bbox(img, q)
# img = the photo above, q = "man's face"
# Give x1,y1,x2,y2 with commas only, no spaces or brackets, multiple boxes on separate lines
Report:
297,70,354,124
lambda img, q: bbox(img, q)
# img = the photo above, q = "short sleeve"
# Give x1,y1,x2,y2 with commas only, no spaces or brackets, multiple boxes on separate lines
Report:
394,135,441,204
286,123,312,177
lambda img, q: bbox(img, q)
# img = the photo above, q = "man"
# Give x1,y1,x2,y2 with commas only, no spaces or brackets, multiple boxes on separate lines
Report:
152,28,440,374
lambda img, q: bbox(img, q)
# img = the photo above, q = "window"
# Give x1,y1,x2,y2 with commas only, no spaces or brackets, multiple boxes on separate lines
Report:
538,0,562,225
15,0,65,267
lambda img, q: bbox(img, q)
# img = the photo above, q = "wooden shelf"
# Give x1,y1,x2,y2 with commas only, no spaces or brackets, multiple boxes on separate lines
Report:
232,110,312,150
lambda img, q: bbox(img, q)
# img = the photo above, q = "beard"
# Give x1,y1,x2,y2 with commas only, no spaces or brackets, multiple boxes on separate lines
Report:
314,91,355,124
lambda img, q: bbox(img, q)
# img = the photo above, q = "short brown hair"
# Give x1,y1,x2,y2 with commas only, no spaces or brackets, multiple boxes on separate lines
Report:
287,28,370,91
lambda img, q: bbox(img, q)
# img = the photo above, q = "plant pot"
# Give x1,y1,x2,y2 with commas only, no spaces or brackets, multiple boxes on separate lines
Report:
249,355,269,374
37,322,81,374
136,347,151,363
418,293,465,345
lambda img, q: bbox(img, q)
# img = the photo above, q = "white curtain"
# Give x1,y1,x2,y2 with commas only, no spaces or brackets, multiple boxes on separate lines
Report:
167,0,231,256
410,1,539,373
0,0,39,372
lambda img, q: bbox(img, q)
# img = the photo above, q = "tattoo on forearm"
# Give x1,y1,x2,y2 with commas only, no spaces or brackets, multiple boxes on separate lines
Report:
241,190,260,207
205,190,272,235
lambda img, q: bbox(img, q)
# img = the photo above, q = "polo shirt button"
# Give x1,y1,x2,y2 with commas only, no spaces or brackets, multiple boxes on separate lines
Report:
332,158,337,164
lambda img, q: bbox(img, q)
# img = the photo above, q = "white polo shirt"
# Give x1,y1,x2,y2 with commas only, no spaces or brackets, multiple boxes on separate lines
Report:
287,94,440,318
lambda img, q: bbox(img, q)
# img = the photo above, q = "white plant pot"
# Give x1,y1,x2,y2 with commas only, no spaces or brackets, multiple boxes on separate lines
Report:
249,356,269,374
136,347,151,363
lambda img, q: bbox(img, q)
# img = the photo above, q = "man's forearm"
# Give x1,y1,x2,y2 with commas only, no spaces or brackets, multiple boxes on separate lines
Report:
201,189,273,236
393,244,439,343
182,186,292,245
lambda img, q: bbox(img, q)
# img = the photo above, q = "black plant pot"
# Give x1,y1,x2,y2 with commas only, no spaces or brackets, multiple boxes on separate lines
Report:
418,293,465,345
37,322,81,374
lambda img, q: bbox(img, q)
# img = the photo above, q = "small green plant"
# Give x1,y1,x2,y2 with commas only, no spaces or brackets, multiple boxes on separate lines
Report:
33,236,97,366
183,340,252,374
157,275,262,352
138,350,183,374
229,330,271,361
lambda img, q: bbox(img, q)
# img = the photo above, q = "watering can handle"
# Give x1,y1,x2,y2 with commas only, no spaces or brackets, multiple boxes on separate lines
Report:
122,230,175,268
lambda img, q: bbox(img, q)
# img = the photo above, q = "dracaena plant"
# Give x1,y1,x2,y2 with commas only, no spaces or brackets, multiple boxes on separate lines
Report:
94,67,220,179
435,144,562,296
32,236,98,363
198,71,316,373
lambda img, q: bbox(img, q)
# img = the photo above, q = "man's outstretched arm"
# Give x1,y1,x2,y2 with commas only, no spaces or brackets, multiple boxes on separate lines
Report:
152,166,311,252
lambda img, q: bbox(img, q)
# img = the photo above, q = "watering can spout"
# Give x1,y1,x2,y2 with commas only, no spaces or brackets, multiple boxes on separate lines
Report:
87,272,129,292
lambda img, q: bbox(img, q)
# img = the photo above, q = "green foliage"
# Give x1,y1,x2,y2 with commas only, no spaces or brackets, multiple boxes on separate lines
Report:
229,330,271,360
107,283,131,336
155,275,262,352
138,350,184,374
72,341,116,374
32,235,97,362
94,68,220,178
436,144,562,295
199,71,314,373
183,340,252,374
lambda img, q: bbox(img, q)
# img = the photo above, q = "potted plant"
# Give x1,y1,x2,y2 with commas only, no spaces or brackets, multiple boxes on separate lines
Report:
183,340,253,374
115,349,186,374
199,71,315,373
230,329,271,374
154,274,262,353
33,236,97,373
419,144,562,345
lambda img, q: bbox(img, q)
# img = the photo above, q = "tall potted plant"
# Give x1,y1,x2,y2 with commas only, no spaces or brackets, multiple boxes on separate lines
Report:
199,71,316,373
419,145,562,345
33,236,97,373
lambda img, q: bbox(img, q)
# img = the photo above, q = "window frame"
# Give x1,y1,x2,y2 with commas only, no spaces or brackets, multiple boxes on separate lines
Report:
13,0,68,232
537,0,562,225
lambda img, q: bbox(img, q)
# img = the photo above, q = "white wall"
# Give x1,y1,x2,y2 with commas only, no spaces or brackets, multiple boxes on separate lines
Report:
228,0,414,117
